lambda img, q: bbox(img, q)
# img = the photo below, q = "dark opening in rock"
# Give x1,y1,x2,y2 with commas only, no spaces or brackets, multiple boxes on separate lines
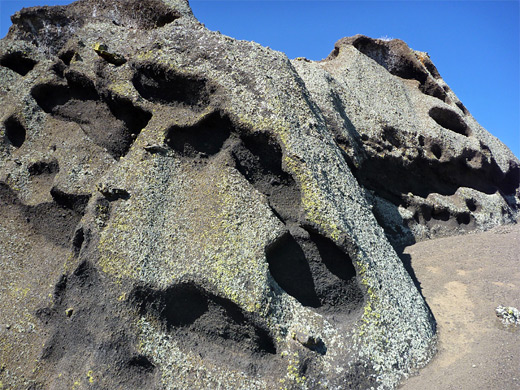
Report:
132,282,277,371
455,101,469,115
431,144,442,159
72,227,85,254
166,112,232,158
382,126,401,148
456,212,471,225
128,355,155,373
500,161,520,195
265,233,321,307
31,75,151,158
132,63,211,108
58,50,76,66
232,131,301,224
266,229,364,317
4,116,26,148
50,187,90,215
465,198,477,212
429,107,470,136
431,207,450,221
28,160,59,176
0,51,37,76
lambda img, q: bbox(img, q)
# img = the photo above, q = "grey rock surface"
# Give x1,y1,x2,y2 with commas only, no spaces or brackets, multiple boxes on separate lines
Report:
293,35,519,250
0,1,517,389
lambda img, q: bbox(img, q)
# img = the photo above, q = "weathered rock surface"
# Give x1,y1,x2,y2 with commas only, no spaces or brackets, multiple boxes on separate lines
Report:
0,1,517,389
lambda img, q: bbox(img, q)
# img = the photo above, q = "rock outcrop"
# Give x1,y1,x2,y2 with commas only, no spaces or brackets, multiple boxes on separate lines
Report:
0,1,517,389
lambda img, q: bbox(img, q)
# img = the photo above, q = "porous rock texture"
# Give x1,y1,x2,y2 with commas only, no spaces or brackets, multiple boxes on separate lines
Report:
0,1,517,389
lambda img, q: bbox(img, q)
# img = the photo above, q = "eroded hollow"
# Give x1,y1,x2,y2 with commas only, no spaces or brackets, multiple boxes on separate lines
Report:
265,233,320,307
456,101,469,115
31,72,151,158
431,144,442,159
36,260,158,389
50,187,90,215
132,282,277,374
0,182,82,247
465,198,477,212
166,112,232,158
69,0,180,30
429,106,470,136
132,63,212,108
28,160,59,176
0,51,38,76
382,125,400,148
266,229,364,318
232,131,301,224
351,36,447,102
4,116,26,148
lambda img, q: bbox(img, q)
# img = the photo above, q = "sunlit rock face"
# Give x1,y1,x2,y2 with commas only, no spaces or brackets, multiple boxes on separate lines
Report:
0,1,517,389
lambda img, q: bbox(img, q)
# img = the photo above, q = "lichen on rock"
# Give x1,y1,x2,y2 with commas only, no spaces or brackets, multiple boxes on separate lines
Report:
0,1,518,389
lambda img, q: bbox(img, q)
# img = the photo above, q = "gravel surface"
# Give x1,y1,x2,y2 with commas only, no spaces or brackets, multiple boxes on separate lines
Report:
399,224,520,389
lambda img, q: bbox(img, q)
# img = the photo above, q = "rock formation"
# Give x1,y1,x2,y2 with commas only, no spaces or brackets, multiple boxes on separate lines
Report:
0,0,517,389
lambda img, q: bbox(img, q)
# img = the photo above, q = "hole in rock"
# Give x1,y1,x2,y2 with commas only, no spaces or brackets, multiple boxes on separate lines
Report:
232,131,301,224
382,125,400,147
465,198,477,212
132,63,211,108
31,75,151,158
266,229,364,317
431,207,450,221
166,111,232,158
89,0,181,29
132,283,277,373
128,355,155,373
429,107,470,136
50,187,90,215
419,79,448,102
431,144,442,159
0,182,82,248
72,227,84,254
4,116,26,148
420,204,432,222
28,160,59,176
58,50,75,66
265,233,321,308
500,161,520,195
0,52,37,76
455,101,469,115
352,37,427,82
352,36,447,103
456,212,471,225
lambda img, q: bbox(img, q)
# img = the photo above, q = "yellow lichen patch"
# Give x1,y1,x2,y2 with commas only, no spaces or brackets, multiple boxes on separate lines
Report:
97,154,274,313
279,352,308,389
284,155,341,241
108,81,136,99
86,370,95,384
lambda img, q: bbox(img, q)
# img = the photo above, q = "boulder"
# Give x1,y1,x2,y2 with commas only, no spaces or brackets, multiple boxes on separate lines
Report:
0,1,517,389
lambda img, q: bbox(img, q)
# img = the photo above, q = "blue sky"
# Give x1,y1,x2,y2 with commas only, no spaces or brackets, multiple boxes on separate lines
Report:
1,0,519,157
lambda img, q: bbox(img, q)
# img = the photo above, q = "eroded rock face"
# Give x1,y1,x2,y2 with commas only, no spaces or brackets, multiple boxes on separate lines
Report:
293,34,519,250
0,1,517,389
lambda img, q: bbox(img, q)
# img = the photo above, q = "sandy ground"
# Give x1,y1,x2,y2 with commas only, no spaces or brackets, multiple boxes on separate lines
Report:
398,224,520,390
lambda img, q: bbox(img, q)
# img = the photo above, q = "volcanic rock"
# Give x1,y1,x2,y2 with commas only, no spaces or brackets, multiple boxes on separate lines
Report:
0,1,518,389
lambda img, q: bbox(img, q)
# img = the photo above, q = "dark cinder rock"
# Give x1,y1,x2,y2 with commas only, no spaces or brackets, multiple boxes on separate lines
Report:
0,1,517,389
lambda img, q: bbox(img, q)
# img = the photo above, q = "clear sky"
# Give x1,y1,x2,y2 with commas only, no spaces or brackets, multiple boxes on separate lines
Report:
1,0,518,158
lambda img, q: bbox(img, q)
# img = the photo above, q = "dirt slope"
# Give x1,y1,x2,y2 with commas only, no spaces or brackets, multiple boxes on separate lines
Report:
399,225,520,390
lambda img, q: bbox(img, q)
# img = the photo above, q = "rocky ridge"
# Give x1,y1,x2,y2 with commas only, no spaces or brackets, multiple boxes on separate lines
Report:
0,1,518,389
